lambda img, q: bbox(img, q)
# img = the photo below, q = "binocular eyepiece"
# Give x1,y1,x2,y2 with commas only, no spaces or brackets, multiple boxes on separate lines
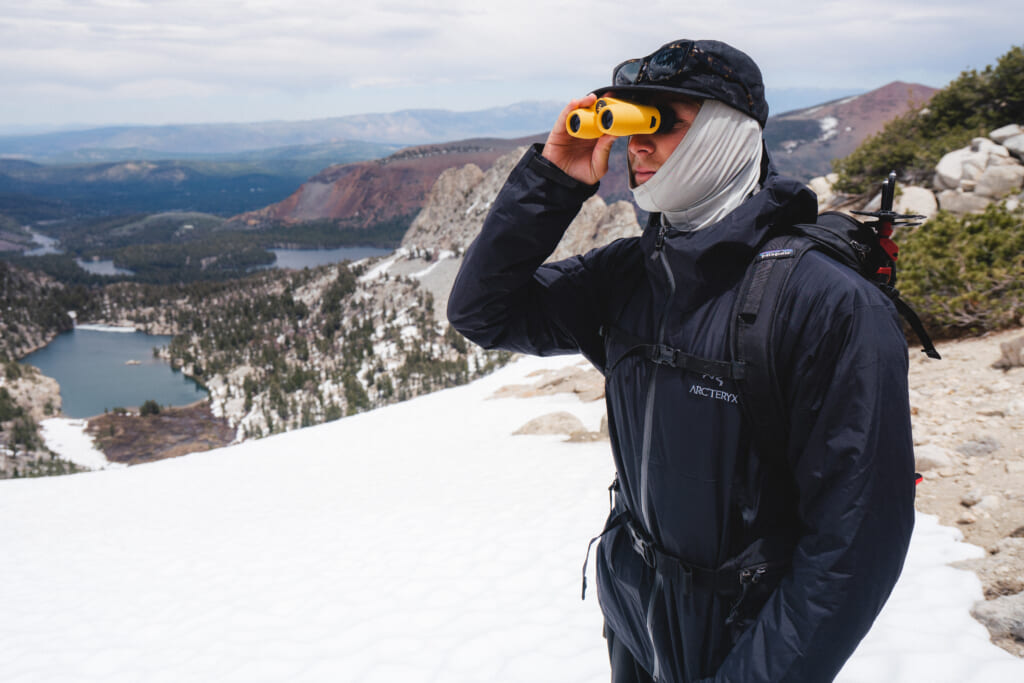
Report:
566,97,674,139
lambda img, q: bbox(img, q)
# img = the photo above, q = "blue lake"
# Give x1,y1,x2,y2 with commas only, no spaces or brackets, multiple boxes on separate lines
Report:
76,258,135,276
20,328,207,418
25,231,61,256
22,233,389,273
267,246,392,269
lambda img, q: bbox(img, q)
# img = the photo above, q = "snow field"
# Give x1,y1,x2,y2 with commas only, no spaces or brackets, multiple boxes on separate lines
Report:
3,354,1023,682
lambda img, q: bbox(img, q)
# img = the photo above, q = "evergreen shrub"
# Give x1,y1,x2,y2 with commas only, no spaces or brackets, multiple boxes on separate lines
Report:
140,399,161,416
898,203,1024,337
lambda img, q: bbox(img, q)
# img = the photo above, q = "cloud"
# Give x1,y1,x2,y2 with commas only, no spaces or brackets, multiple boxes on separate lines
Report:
1,0,1021,126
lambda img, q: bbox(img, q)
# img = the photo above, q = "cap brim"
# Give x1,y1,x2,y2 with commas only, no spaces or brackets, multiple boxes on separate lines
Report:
591,84,709,101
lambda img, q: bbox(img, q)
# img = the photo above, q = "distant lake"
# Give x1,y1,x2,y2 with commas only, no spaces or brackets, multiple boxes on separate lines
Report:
267,246,392,270
75,258,135,276
20,327,207,418
25,231,61,256
22,235,389,274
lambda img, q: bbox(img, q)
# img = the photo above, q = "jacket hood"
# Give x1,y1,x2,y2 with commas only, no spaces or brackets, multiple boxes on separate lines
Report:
639,160,817,313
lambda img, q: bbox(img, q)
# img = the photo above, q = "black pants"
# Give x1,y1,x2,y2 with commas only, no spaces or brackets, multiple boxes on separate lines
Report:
607,627,655,683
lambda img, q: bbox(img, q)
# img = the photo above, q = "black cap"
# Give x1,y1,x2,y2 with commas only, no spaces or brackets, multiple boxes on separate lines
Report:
593,39,769,127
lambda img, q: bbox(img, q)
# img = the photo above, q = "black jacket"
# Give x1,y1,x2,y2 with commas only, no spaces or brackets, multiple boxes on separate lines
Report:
448,145,915,683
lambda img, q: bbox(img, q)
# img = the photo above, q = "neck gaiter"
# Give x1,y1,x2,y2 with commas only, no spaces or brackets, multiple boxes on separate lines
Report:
631,100,763,231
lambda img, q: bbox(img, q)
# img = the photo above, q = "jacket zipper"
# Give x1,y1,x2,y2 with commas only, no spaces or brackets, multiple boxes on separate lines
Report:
739,564,767,586
641,222,673,681
642,223,674,528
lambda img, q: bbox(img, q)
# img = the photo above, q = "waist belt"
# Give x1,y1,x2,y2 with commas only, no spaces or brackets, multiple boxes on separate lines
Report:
624,518,743,596
581,510,753,600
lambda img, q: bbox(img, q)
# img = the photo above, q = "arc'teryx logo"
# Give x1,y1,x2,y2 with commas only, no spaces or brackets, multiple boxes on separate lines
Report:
690,375,739,404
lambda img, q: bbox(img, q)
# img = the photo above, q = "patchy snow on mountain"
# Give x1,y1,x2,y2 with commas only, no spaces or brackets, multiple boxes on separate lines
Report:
819,115,839,141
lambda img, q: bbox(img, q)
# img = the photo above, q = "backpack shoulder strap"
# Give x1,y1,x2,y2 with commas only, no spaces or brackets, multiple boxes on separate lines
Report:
730,233,813,456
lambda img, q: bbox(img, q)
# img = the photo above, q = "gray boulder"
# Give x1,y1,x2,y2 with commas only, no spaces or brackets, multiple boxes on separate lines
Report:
971,592,1024,640
915,443,957,471
961,489,984,507
934,138,1019,190
808,173,839,212
895,186,938,221
1004,134,1024,161
990,124,1023,144
513,411,587,437
935,148,983,189
974,165,1024,198
936,189,992,214
975,494,1003,514
957,436,1001,457
992,336,1024,371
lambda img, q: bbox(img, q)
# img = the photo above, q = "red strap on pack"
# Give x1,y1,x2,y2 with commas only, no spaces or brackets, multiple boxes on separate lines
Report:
876,221,898,284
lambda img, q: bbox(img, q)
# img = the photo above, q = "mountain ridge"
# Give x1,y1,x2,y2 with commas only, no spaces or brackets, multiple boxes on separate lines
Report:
0,102,565,161
765,80,938,179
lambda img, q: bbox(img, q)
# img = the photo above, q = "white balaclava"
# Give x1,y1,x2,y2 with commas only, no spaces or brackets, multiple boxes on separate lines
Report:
630,99,763,231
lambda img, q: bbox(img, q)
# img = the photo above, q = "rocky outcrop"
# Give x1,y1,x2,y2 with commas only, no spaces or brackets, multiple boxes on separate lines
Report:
513,411,587,437
810,122,1024,218
402,147,642,259
0,364,68,478
548,196,641,262
491,363,605,403
400,150,520,253
933,134,1024,213
398,147,641,331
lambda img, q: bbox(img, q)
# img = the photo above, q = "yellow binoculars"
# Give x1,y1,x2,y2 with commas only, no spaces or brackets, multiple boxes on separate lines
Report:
566,97,669,138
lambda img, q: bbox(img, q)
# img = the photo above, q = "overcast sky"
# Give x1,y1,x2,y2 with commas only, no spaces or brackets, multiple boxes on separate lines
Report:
1,0,1020,132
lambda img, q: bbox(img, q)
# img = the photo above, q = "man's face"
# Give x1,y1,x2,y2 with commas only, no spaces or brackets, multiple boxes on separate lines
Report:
627,97,702,186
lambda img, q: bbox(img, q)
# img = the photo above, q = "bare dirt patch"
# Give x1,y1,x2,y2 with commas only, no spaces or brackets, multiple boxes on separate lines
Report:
86,401,235,466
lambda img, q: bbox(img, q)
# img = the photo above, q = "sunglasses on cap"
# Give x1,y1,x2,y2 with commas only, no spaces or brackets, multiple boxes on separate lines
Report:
606,40,763,124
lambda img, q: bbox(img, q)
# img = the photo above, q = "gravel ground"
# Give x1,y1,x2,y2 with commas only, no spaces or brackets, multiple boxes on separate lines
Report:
909,326,1024,656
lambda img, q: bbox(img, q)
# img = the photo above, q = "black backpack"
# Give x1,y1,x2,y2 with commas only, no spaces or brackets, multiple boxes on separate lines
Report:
732,186,941,454
604,172,940,457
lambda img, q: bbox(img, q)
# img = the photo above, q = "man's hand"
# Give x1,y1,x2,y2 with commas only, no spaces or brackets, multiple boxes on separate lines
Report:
542,94,617,186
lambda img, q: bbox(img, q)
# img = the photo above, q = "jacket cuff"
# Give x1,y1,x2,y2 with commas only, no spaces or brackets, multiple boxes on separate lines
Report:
523,143,601,194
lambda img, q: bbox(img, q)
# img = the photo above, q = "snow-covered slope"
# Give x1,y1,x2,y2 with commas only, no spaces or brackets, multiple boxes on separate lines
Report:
2,355,1022,682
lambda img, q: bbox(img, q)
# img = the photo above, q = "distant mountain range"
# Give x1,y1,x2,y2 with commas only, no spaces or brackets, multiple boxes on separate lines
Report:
0,102,565,162
0,158,313,221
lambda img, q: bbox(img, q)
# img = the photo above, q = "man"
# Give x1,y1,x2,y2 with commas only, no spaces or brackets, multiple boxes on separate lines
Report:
447,39,915,683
